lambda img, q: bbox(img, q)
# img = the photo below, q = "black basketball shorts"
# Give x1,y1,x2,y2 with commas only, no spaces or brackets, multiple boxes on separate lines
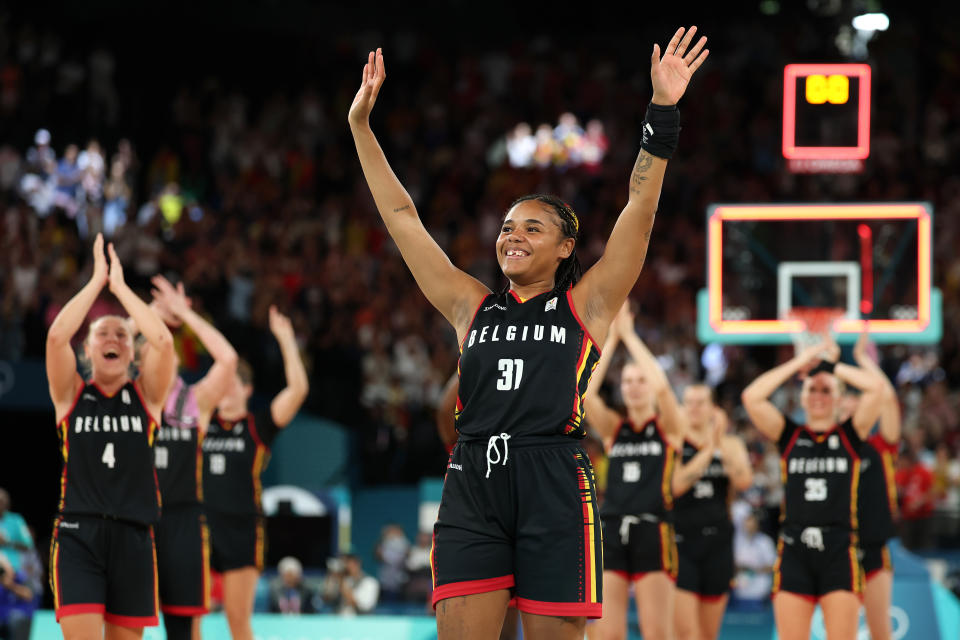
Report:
155,504,211,615
859,541,893,580
601,515,678,582
773,527,863,599
49,514,159,626
675,525,734,598
431,437,603,619
205,510,265,573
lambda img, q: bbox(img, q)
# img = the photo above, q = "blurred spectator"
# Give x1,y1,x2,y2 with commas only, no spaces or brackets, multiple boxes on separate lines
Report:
0,549,40,640
404,532,433,604
53,143,82,217
321,555,379,616
932,443,960,545
375,524,410,602
268,556,317,614
897,447,937,550
733,511,777,604
0,490,33,575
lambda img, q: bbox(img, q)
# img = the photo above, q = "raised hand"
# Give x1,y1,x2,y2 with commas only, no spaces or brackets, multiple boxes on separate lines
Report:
348,48,386,128
613,300,636,338
107,242,126,293
151,275,192,320
90,233,108,289
651,26,709,106
268,305,294,340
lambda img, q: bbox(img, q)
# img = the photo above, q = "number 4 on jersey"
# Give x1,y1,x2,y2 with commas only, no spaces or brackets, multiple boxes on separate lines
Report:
102,442,116,469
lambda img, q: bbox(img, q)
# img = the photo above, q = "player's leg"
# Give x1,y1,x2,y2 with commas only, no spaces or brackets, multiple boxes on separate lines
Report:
157,507,211,640
519,611,586,640
60,614,106,640
192,615,202,640
819,590,861,640
104,622,144,640
863,570,893,640
593,572,629,640
500,607,519,640
222,567,258,640
635,572,676,640
163,615,193,640
674,589,701,640
772,592,816,640
862,544,893,640
697,594,729,640
437,590,512,639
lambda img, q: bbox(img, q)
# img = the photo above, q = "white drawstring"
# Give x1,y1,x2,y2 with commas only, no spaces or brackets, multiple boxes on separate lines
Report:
485,433,512,478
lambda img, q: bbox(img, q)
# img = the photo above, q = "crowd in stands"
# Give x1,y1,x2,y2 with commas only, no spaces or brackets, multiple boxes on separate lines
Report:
1,7,960,620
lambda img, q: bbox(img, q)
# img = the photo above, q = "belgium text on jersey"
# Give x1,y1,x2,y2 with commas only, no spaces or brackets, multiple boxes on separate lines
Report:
787,456,850,474
202,437,246,452
609,441,663,458
156,426,195,441
464,323,567,349
73,414,144,433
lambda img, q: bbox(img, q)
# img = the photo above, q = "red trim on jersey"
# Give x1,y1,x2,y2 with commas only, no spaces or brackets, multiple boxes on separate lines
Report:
161,605,209,616
247,413,262,447
779,424,805,460
868,432,899,454
59,383,86,428
104,612,160,627
432,575,515,608
633,570,678,583
865,567,889,581
458,295,490,352
515,597,603,619
691,592,728,602
565,289,600,351
91,380,120,398
132,381,160,431
56,603,105,620
836,427,861,462
604,420,626,454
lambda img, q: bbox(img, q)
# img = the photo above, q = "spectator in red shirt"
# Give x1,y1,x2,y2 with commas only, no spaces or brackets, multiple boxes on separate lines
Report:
896,447,936,550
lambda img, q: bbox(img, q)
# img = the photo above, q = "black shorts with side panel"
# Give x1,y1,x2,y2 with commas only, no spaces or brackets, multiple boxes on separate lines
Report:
205,510,265,573
859,542,893,580
601,515,677,582
773,526,863,599
49,514,158,626
675,525,734,598
155,504,211,615
432,437,603,619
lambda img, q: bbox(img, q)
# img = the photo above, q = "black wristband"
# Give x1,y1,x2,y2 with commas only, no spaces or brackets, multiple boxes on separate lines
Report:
640,103,681,159
809,360,837,376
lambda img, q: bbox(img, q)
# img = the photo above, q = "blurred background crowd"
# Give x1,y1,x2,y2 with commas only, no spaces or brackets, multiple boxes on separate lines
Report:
1,0,959,626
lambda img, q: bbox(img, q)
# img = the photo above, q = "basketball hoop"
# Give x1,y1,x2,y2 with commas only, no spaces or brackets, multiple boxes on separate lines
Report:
784,307,847,355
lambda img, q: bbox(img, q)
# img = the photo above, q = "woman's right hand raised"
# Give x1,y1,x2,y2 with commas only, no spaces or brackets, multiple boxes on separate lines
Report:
90,233,108,289
348,48,385,129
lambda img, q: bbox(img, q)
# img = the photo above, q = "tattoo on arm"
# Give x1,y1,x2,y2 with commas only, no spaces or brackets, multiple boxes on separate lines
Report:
629,151,653,194
393,205,411,213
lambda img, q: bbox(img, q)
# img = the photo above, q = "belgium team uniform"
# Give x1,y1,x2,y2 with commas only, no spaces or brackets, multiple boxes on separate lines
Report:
431,289,604,618
154,377,211,616
601,418,678,583
203,409,278,572
858,433,898,578
50,381,161,626
773,418,864,599
674,441,733,598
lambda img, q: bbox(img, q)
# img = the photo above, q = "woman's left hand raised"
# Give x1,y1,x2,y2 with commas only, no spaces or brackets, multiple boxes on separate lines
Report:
651,26,709,106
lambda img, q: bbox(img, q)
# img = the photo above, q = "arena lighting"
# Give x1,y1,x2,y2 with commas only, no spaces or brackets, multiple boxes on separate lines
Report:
704,203,935,339
852,13,890,32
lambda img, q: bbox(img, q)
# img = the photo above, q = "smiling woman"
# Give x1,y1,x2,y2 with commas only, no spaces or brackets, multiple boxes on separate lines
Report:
44,232,176,640
348,26,708,640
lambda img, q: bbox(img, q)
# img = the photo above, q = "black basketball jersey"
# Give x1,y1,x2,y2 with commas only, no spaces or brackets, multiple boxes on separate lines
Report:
600,417,675,519
455,289,601,439
155,377,204,507
56,381,161,524
858,433,898,544
202,410,279,515
778,417,862,532
674,439,730,533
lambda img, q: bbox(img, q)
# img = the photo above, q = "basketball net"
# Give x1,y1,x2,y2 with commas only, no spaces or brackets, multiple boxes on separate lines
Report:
785,307,847,355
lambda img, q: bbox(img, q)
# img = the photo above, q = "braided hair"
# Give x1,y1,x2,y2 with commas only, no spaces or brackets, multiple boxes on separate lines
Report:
505,194,582,296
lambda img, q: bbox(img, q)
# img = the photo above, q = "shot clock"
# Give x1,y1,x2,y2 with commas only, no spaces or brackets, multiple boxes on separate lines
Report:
782,63,871,173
